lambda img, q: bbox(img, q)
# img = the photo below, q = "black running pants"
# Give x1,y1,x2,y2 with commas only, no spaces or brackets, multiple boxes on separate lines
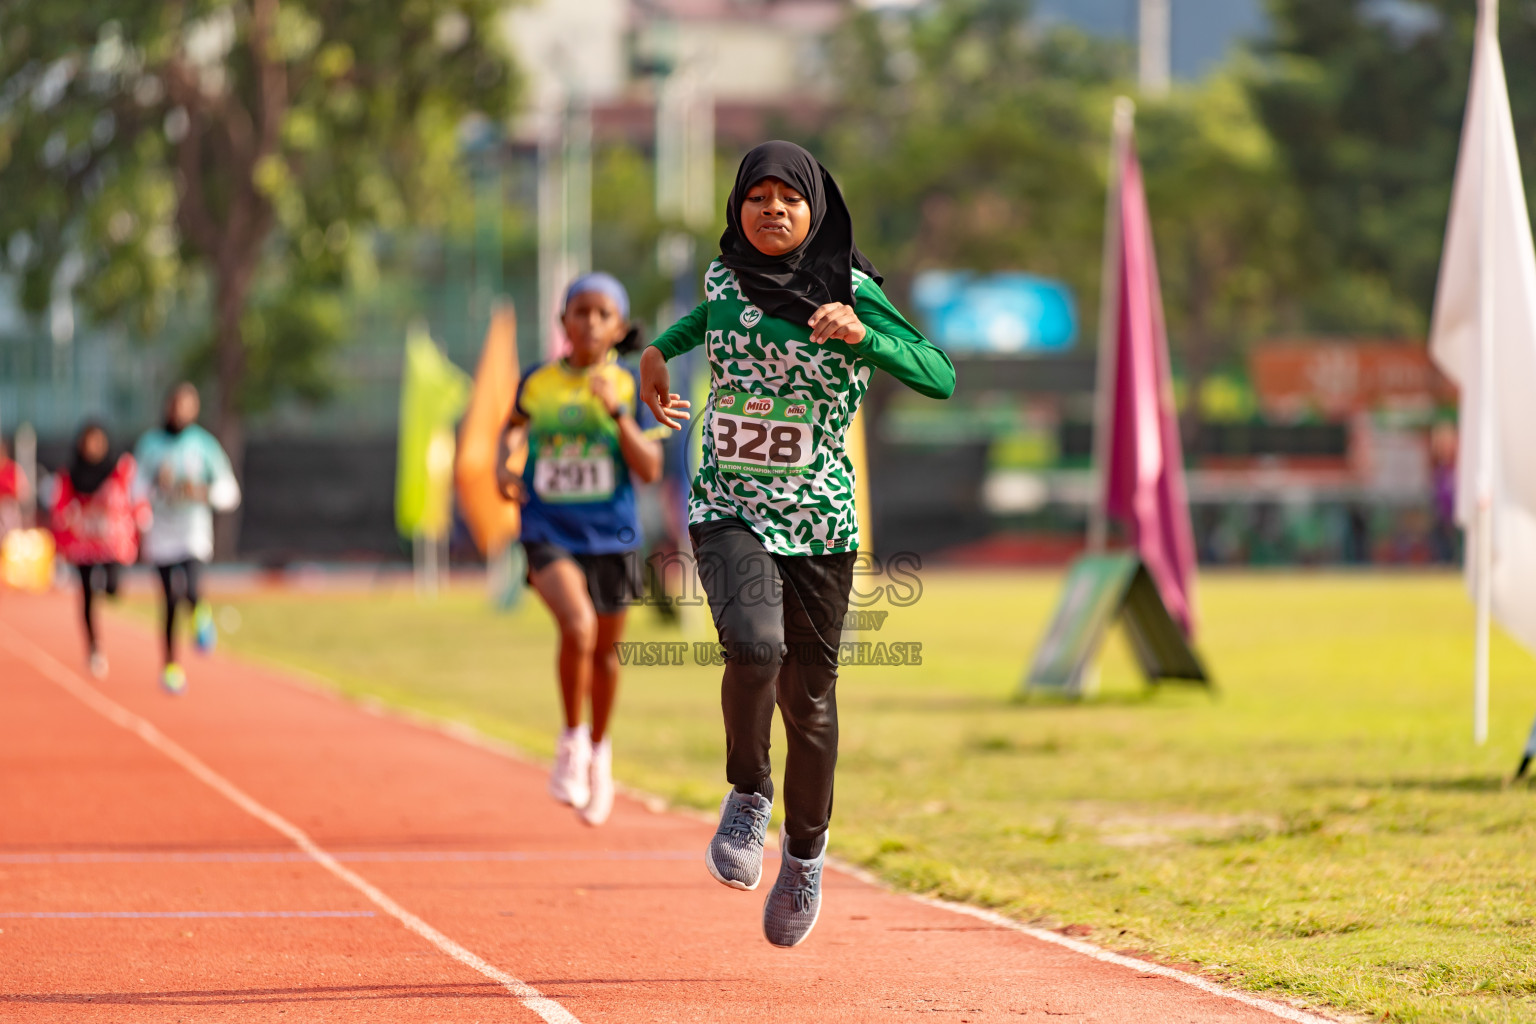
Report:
156,560,202,663
76,562,121,651
690,518,855,850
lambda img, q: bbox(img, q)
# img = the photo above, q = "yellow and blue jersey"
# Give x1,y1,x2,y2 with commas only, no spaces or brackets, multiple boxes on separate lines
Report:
514,355,650,554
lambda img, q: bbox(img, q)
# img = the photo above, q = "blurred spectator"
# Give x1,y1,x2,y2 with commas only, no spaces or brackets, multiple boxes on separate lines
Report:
0,436,30,541
1429,421,1459,565
1343,504,1371,565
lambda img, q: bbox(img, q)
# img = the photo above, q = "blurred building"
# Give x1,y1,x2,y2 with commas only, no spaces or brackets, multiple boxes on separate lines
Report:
508,0,842,102
505,0,844,148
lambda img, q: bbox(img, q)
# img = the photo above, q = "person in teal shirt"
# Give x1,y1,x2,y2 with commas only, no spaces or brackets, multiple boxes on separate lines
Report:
641,141,954,947
133,383,241,695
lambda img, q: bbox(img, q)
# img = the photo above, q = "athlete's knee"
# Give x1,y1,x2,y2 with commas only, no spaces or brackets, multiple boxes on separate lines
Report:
777,666,838,720
782,706,838,755
562,611,599,656
723,635,784,676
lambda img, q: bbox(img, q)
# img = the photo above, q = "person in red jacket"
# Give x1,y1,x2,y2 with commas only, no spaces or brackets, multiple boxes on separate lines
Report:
50,421,149,679
0,435,29,541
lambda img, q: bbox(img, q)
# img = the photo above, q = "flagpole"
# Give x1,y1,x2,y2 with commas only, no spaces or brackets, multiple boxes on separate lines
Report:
1138,0,1171,97
1088,97,1136,553
1473,0,1498,746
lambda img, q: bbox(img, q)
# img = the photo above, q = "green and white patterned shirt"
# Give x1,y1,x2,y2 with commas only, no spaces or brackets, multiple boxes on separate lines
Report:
651,260,955,556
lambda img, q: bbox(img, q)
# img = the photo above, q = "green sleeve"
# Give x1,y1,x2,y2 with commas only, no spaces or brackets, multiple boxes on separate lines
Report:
648,301,708,359
851,280,956,400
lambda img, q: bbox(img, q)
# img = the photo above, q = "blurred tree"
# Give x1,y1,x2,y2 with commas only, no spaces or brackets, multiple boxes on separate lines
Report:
589,142,676,332
824,0,1122,307
587,139,729,338
0,0,515,549
824,0,1306,428
1139,69,1309,435
1250,0,1536,335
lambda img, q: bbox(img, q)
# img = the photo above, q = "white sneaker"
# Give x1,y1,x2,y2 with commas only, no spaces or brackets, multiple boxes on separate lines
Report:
580,738,614,826
548,725,592,809
88,651,109,680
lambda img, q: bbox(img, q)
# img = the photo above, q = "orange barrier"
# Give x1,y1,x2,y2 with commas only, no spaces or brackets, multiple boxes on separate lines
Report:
454,306,527,555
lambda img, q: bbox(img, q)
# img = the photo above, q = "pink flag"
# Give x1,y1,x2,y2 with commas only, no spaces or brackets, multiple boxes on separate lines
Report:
1103,134,1199,637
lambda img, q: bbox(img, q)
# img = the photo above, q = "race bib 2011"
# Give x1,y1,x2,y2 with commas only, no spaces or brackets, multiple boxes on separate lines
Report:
712,389,815,477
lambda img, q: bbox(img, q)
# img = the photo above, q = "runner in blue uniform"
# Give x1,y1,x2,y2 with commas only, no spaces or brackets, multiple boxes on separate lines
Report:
505,274,664,826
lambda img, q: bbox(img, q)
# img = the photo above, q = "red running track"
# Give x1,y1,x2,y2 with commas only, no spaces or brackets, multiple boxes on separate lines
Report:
0,591,1338,1023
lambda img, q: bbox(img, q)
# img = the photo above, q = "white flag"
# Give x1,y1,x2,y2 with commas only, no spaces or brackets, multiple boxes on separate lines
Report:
1429,2,1536,656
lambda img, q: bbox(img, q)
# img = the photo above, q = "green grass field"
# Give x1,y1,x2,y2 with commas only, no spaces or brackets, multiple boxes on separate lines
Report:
146,571,1536,1023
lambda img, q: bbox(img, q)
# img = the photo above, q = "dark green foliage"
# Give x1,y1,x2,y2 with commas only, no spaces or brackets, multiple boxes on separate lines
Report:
824,0,1305,412
1251,0,1536,333
0,0,517,424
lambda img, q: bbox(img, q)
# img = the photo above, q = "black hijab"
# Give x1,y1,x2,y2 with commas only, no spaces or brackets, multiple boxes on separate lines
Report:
69,421,115,496
718,141,881,325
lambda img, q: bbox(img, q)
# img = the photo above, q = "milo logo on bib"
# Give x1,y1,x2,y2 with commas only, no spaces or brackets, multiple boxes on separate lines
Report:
713,388,815,478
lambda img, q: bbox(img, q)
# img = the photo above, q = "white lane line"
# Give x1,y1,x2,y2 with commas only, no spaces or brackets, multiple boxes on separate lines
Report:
1,910,375,919
828,859,1342,1024
276,654,1349,1024
910,897,1346,1024
2,850,706,865
13,616,1346,1024
0,627,581,1024
246,645,1352,1024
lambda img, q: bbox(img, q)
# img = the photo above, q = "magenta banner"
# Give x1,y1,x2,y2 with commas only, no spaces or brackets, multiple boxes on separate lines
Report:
1103,137,1199,638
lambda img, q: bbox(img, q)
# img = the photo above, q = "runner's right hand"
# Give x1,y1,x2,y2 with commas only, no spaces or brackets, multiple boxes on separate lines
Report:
639,346,691,432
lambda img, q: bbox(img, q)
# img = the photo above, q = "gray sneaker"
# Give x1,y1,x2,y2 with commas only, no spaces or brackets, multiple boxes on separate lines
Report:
705,789,772,890
762,827,824,948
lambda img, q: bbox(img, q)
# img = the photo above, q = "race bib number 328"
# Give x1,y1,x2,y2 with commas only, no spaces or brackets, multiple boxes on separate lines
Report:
712,389,815,477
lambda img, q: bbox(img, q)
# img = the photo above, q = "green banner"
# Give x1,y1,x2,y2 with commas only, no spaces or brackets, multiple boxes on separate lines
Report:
395,327,470,540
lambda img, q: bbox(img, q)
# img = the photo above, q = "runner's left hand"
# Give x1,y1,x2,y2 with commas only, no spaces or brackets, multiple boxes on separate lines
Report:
589,373,622,418
808,303,866,346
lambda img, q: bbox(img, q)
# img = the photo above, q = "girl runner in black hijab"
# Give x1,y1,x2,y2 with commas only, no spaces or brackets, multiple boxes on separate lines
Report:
641,140,955,948
50,422,147,678
716,140,882,325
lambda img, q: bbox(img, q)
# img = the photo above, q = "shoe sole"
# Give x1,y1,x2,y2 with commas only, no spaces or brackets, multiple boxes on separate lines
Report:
764,894,822,948
764,825,823,947
548,782,591,810
705,846,762,890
